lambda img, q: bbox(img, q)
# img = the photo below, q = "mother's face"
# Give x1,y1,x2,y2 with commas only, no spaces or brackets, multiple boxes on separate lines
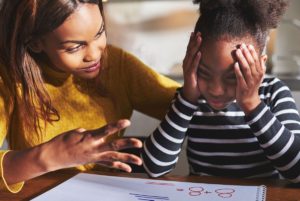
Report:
39,3,107,79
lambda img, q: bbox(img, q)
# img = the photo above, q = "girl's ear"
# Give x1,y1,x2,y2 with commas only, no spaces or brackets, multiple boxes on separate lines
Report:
261,55,268,72
28,39,43,53
261,55,268,63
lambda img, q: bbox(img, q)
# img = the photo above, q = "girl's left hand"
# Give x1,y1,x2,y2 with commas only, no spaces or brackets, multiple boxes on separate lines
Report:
234,44,265,115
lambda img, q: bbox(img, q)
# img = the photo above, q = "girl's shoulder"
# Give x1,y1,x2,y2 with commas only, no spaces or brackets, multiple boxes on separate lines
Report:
261,75,288,89
260,74,292,100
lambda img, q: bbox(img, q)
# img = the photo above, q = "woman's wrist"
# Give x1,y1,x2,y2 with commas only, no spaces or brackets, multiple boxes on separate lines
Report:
36,142,61,173
2,146,50,185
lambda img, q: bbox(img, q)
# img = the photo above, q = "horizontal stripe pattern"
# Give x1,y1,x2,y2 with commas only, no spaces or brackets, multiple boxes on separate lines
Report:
142,77,300,182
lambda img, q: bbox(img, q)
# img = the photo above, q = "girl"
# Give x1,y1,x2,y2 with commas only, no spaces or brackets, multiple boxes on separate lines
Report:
142,0,300,183
0,0,179,193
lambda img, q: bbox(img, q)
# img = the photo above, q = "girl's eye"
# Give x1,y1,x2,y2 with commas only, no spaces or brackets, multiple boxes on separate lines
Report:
226,75,237,83
197,68,210,79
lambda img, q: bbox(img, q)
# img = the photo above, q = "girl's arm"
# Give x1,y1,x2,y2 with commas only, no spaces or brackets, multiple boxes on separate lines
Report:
235,44,300,183
142,33,202,177
141,91,198,177
245,78,300,183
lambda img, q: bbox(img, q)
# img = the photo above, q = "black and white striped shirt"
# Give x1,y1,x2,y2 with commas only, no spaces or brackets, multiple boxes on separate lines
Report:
142,77,300,182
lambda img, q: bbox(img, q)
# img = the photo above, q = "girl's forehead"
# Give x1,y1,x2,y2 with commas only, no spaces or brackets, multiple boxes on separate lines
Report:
199,39,247,73
204,35,258,51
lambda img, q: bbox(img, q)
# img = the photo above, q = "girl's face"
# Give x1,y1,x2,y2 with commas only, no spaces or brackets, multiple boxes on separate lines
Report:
197,38,260,110
38,3,106,79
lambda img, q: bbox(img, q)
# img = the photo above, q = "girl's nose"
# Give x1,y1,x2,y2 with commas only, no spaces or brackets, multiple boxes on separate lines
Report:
208,81,225,97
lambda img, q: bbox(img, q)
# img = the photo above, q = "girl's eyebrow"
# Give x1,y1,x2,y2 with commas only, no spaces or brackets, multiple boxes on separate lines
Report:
200,61,235,74
59,21,104,45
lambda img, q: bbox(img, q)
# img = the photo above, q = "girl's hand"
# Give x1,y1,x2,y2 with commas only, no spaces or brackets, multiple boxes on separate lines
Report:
182,32,202,103
234,44,265,115
41,119,143,173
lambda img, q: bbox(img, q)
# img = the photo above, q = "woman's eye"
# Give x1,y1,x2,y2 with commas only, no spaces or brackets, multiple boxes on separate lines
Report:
95,25,105,39
66,45,82,53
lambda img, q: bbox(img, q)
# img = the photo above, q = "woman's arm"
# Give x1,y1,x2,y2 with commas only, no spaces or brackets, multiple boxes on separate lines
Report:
2,120,142,191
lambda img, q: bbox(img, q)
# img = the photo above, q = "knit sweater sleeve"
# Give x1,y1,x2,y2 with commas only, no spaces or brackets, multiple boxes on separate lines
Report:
0,84,24,193
245,78,300,183
141,91,198,177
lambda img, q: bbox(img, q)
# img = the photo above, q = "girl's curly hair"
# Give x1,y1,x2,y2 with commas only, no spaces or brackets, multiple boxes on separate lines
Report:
193,0,289,52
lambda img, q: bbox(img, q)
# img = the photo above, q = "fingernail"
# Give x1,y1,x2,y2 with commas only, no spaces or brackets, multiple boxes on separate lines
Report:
77,128,86,132
241,43,246,49
136,159,143,166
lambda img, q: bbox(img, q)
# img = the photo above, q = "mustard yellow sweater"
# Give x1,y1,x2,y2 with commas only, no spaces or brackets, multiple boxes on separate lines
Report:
0,45,180,193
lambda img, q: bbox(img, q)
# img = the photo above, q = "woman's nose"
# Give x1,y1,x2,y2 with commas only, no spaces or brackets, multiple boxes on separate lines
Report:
84,43,100,62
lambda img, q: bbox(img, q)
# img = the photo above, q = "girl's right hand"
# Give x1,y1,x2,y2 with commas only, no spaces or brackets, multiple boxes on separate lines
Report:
40,119,142,173
182,32,202,104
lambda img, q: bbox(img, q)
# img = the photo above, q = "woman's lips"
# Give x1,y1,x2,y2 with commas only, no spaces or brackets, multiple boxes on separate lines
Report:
79,61,101,73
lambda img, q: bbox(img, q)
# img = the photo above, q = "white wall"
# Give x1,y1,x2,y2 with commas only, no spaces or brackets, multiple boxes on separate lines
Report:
272,0,300,75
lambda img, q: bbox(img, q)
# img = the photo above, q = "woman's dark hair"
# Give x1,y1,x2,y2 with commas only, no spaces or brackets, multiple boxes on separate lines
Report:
193,0,288,53
0,0,104,136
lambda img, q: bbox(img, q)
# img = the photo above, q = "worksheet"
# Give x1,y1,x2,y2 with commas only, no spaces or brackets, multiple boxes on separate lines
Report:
32,173,266,201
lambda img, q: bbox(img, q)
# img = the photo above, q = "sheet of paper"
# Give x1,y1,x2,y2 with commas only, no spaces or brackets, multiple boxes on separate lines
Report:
32,173,266,201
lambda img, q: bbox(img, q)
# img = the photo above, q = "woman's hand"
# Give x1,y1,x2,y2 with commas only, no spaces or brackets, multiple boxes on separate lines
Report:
234,44,265,115
3,119,142,185
41,119,143,173
182,32,202,104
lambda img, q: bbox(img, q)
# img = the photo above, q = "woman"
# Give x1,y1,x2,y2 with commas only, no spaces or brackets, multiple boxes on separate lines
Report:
0,0,180,193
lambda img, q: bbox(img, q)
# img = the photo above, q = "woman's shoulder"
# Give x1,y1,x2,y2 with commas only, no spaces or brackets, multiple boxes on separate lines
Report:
106,44,128,59
106,44,137,63
105,44,147,74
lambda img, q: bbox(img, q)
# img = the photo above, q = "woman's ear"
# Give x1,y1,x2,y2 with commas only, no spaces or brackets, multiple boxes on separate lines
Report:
28,39,43,53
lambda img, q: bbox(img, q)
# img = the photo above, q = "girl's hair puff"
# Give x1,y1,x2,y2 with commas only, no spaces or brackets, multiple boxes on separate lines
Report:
193,0,289,52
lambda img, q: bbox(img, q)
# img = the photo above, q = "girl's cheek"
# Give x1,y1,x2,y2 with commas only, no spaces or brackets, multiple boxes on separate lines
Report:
229,85,237,99
197,79,207,93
